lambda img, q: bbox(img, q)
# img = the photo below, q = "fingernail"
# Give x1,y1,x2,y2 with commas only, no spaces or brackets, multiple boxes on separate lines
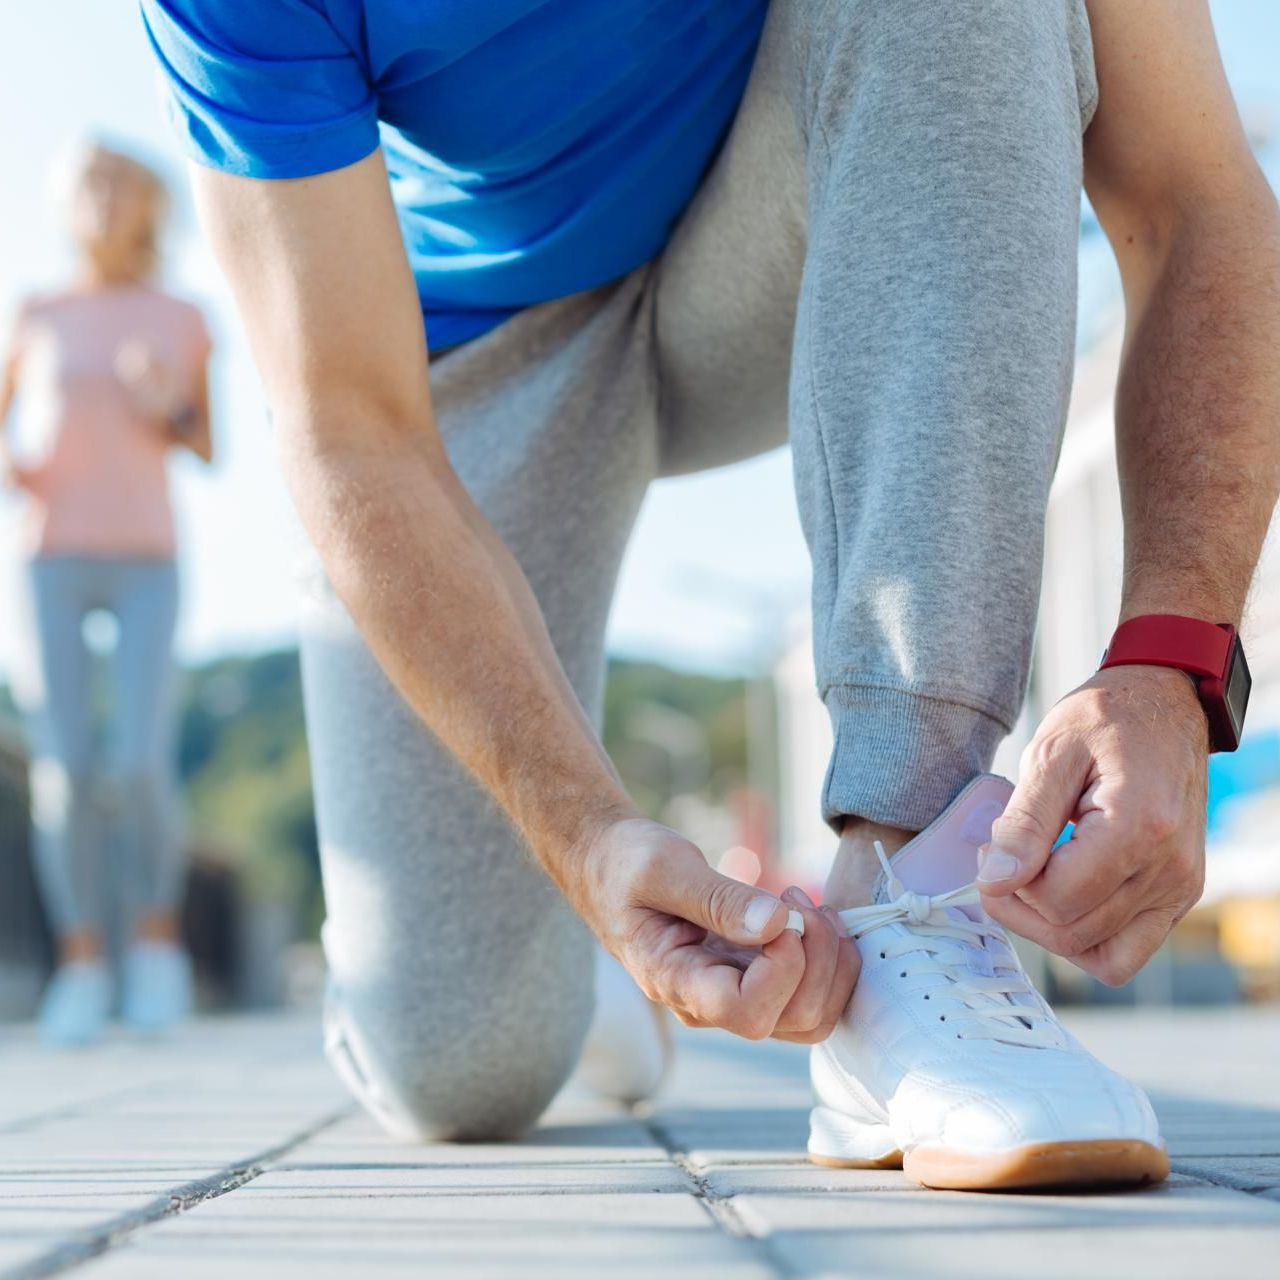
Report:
783,886,815,908
784,909,806,936
743,895,781,935
977,849,1020,884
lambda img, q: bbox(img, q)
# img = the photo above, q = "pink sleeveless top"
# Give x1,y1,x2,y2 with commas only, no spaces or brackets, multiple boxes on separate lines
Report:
12,285,210,559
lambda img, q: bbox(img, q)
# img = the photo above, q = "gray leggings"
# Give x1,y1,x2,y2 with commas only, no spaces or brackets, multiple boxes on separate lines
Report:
300,0,1097,1140
14,555,182,937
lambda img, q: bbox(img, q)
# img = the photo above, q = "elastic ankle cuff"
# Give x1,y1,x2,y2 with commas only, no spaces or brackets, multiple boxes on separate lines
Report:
821,684,1008,832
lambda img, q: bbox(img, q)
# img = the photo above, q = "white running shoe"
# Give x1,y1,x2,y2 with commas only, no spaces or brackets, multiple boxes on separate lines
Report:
121,941,194,1035
576,946,673,1104
810,774,1169,1191
38,960,113,1048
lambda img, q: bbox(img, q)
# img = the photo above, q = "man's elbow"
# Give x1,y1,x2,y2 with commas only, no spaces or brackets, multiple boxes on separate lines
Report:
274,393,455,532
277,385,444,473
1179,157,1280,244
1097,158,1280,295
1180,150,1270,235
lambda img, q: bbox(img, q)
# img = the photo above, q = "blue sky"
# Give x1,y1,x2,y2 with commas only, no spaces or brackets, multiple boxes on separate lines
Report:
1,2,1277,682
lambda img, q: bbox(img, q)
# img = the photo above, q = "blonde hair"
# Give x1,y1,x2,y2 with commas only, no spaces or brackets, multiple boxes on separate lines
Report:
52,136,171,280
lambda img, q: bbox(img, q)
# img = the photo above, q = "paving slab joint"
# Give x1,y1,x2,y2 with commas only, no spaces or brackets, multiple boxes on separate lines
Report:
1,1104,355,1280
636,1109,797,1279
1172,1160,1280,1201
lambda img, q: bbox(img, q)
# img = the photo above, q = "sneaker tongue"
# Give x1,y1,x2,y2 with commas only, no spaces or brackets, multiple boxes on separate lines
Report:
879,775,1014,912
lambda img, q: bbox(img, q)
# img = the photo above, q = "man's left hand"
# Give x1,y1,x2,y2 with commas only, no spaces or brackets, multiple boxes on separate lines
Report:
976,664,1208,986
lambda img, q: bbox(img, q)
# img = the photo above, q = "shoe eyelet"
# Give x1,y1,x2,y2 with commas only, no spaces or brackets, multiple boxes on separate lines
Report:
923,994,930,1000
939,1015,946,1022
879,951,886,960
899,972,907,978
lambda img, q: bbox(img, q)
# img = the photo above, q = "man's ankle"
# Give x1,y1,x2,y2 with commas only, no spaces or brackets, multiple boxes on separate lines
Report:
824,816,918,912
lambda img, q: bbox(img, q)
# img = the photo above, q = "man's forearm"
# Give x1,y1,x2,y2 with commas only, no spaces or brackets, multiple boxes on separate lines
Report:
1115,182,1280,623
186,156,637,883
284,424,637,878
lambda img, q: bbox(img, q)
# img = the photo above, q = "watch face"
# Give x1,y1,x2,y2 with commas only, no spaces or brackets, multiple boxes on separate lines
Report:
1225,639,1252,739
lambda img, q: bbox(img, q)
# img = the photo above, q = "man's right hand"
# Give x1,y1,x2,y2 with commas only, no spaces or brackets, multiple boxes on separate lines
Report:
572,817,858,1043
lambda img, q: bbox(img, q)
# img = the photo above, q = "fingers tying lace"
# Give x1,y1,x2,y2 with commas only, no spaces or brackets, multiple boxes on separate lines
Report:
834,842,1060,1049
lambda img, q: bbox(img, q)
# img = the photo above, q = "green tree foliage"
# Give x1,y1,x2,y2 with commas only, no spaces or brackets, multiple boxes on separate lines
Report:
602,660,750,818
1,651,751,939
177,649,317,911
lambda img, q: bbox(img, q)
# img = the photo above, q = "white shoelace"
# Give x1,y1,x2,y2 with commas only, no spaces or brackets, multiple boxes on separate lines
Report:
835,843,1058,1049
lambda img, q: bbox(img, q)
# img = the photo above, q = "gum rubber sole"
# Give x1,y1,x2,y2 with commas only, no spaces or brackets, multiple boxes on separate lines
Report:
811,1139,1170,1191
811,1150,904,1171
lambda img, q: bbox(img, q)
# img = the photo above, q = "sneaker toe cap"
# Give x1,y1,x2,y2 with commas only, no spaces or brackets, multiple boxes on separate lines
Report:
901,1062,1162,1151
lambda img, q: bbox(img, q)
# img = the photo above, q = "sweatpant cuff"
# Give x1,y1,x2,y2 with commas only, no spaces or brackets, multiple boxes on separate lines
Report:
821,684,1009,833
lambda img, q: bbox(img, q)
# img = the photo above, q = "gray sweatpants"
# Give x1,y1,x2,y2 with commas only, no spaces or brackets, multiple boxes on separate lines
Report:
299,0,1098,1140
14,555,183,936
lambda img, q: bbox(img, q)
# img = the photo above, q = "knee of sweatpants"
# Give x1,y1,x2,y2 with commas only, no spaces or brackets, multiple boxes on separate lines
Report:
324,947,596,1143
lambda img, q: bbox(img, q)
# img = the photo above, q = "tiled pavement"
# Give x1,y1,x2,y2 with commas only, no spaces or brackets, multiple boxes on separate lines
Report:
1,1007,1277,1279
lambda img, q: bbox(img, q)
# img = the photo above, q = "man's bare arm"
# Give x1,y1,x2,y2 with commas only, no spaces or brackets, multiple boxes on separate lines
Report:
191,154,634,867
190,154,855,1042
1087,0,1280,623
980,0,1280,983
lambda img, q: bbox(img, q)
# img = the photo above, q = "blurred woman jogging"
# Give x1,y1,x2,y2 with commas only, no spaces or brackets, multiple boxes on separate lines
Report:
0,141,213,1046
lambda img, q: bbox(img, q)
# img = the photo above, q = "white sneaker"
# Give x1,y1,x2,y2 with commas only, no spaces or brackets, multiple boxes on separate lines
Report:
121,941,194,1035
38,960,113,1048
810,774,1169,1191
576,946,673,1104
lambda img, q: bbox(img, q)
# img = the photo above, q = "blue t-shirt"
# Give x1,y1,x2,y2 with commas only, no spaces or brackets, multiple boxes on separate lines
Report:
141,1,768,348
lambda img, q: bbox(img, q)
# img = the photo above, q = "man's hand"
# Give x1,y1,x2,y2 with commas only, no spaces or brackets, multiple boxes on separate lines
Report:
1001,1,1280,987
573,817,858,1043
977,665,1207,986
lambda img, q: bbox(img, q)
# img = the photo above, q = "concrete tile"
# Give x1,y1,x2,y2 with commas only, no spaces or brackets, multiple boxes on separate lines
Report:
76,1192,775,1280
737,1180,1280,1280
7,1008,1280,1280
0,1238,68,1274
289,1111,665,1170
242,1162,687,1196
640,1102,813,1165
1173,1157,1280,1191
1164,1137,1280,1157
702,1163,916,1196
0,1176,207,1203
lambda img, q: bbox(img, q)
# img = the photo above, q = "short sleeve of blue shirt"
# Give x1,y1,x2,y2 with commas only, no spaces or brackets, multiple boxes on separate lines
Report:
139,0,379,179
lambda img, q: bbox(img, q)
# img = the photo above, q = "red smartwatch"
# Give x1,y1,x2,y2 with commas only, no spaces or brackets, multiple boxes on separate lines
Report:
1098,614,1251,752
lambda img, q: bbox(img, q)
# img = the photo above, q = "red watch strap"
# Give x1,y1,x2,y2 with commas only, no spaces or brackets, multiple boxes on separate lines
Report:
1099,614,1233,680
